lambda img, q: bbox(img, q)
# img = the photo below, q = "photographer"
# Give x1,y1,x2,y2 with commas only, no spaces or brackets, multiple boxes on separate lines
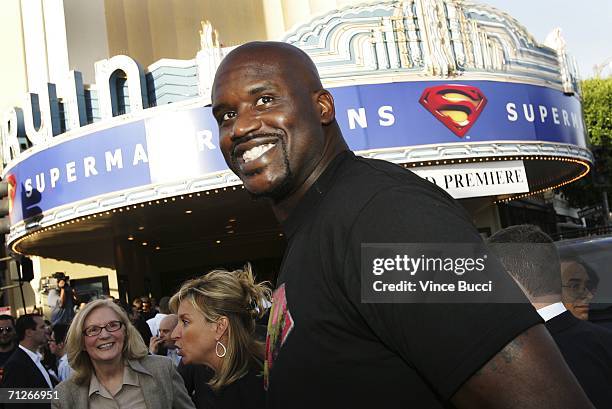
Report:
47,273,76,326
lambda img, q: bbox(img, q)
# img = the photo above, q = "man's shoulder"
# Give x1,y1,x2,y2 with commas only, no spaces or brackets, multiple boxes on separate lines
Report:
552,312,612,349
332,154,457,208
340,154,432,186
577,319,612,344
1,348,39,387
4,347,30,366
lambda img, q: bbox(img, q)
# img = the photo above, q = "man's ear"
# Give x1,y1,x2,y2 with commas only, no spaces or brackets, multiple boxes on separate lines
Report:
215,316,229,340
316,90,335,125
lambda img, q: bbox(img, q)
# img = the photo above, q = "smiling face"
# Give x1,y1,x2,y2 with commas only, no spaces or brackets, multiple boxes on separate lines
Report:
561,260,595,320
83,307,125,366
172,300,221,367
212,43,330,202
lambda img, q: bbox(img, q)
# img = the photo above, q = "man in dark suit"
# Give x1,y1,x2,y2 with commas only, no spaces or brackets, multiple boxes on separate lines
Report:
1,314,55,409
488,225,612,408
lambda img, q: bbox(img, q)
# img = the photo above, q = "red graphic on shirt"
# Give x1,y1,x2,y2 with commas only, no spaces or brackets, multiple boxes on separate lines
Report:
264,283,294,390
419,84,487,137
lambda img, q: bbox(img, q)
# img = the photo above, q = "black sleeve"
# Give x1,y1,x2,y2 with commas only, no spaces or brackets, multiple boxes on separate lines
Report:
177,361,195,394
342,185,542,400
135,318,152,346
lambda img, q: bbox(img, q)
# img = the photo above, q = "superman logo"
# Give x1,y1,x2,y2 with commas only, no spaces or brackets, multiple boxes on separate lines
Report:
419,84,487,138
6,174,16,214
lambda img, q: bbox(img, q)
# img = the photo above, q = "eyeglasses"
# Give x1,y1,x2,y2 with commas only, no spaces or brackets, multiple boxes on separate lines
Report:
0,327,13,334
83,321,123,337
562,282,597,298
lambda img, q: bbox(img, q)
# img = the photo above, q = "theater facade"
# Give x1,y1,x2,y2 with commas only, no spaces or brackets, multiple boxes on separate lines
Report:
0,0,590,303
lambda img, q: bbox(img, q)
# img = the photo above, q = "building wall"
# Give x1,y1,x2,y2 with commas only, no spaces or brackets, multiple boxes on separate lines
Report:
103,0,269,68
0,0,28,113
64,0,109,84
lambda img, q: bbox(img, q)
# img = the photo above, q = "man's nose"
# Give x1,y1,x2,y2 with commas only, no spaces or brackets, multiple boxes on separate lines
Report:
232,110,262,138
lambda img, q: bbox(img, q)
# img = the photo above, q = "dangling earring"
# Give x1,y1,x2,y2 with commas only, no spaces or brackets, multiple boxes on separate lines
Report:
216,340,227,358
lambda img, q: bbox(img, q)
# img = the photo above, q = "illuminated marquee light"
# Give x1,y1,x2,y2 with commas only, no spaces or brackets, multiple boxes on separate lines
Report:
10,155,588,254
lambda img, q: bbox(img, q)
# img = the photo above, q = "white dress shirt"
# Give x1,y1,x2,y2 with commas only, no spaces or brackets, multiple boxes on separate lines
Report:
18,344,53,387
58,353,72,381
536,302,567,322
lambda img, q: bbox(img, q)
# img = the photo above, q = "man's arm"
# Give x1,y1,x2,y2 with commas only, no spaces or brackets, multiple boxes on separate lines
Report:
451,324,594,409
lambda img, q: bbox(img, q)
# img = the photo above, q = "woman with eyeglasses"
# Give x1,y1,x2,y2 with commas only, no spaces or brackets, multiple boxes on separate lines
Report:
52,298,195,409
170,264,271,409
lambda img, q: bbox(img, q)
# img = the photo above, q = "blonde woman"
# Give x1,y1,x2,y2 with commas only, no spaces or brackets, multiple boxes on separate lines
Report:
170,264,271,409
52,299,195,409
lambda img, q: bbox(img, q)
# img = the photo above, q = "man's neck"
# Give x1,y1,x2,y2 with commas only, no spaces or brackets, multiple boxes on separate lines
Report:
0,342,14,353
530,295,562,311
19,340,40,354
272,137,348,222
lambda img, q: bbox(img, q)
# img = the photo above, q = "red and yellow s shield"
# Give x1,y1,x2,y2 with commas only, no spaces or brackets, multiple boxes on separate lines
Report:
6,174,16,215
419,84,487,138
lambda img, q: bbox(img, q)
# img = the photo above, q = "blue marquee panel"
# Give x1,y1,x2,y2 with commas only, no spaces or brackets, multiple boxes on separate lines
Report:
6,81,587,224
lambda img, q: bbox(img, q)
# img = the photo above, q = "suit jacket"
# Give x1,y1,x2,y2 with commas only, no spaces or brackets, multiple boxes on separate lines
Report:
0,346,55,409
52,354,195,409
546,310,612,409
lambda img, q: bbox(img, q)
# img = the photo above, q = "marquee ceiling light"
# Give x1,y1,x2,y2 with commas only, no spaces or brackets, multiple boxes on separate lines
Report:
10,184,247,254
128,236,134,241
138,226,145,230
6,158,583,255
185,210,193,214
142,242,148,246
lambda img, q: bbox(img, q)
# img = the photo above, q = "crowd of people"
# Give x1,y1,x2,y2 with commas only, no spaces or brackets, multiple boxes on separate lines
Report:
0,264,270,409
0,41,611,408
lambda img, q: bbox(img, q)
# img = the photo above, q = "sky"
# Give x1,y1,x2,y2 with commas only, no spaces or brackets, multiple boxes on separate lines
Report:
481,1,612,79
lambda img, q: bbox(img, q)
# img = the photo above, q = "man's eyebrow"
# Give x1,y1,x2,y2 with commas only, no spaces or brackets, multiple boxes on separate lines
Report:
212,103,230,116
248,83,275,96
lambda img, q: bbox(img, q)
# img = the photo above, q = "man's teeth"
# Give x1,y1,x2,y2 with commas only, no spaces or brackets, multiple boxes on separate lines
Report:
242,143,275,163
98,343,114,350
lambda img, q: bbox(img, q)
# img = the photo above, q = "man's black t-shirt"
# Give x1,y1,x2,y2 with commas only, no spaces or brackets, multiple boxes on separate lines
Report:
264,152,541,408
0,349,15,367
0,348,16,383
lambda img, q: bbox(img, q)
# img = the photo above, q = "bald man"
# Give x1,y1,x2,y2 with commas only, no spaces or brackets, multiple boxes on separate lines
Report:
212,41,593,409
149,314,180,366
